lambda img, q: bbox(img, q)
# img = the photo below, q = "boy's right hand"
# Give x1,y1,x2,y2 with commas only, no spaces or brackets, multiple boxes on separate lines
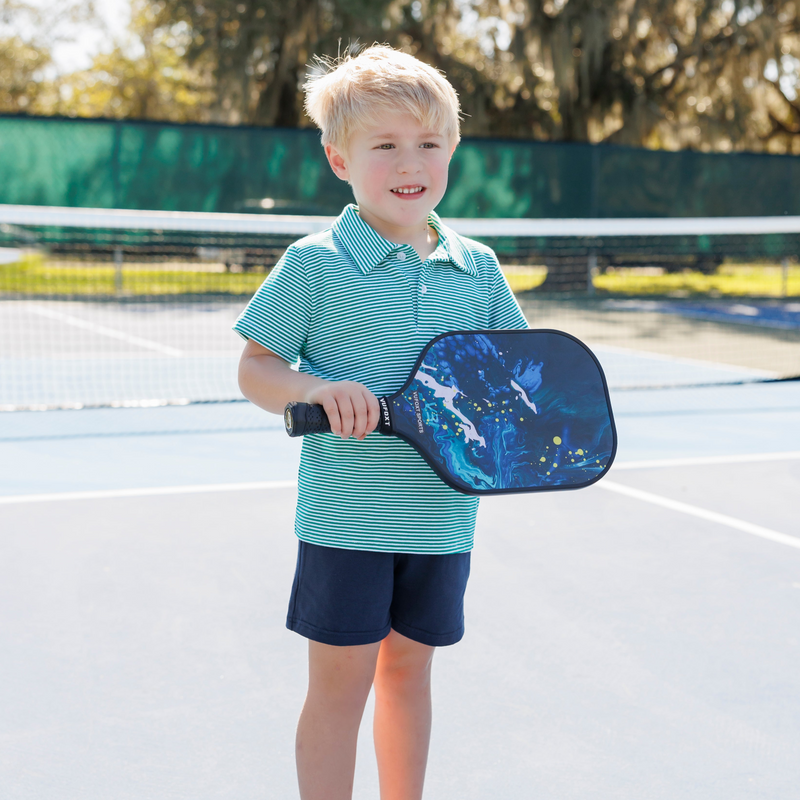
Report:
304,381,380,440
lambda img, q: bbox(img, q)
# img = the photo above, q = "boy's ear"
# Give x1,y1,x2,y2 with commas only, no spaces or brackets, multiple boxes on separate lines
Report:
324,143,350,182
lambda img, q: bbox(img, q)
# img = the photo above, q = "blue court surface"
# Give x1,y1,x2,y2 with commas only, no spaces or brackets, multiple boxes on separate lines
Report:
603,297,800,330
1,375,799,798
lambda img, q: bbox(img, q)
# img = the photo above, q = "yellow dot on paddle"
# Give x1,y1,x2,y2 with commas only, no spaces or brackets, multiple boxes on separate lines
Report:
553,436,562,445
576,449,584,456
495,417,499,422
553,463,558,468
443,424,448,429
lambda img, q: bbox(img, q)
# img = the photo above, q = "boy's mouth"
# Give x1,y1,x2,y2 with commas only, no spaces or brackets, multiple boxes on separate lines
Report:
391,186,426,197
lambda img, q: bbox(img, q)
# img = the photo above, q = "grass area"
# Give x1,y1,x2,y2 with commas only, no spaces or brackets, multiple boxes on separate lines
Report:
1,254,798,298
502,262,800,296
500,265,548,293
594,262,800,297
0,254,267,296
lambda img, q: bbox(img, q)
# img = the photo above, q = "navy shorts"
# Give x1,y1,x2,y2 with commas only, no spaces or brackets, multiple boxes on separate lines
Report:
286,540,471,647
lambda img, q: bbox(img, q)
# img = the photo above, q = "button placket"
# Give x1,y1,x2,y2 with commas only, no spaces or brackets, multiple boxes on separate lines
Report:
416,261,431,328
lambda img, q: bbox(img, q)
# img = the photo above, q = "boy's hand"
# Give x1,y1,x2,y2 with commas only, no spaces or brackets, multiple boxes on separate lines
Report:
304,381,380,440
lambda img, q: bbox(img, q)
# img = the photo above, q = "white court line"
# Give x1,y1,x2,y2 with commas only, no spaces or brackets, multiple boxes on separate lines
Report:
598,480,800,551
590,342,777,379
3,457,797,552
0,481,297,505
613,451,800,470
26,305,184,357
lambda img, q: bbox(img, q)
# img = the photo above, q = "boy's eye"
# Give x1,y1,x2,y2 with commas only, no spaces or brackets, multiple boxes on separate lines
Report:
376,142,439,150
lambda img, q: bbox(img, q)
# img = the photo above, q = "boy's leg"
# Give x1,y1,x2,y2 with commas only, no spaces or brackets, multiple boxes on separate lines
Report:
296,639,382,800
373,629,435,800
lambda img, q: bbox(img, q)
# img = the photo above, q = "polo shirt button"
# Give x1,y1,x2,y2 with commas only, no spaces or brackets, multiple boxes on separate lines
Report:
420,284,427,294
396,251,406,261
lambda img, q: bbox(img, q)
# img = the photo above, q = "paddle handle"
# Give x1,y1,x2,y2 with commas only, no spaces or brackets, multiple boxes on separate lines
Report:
284,402,331,436
284,398,393,437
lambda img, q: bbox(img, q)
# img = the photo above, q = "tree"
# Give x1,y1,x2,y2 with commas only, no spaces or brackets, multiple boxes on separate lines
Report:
0,35,54,114
145,0,398,125
53,0,214,122
0,0,97,114
457,0,800,153
435,0,800,289
10,0,800,156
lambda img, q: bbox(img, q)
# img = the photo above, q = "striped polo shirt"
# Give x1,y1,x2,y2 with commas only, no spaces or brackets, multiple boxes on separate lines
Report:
234,203,528,554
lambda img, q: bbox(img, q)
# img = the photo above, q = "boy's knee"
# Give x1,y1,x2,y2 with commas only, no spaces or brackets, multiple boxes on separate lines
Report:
375,634,434,691
374,661,432,701
307,669,375,716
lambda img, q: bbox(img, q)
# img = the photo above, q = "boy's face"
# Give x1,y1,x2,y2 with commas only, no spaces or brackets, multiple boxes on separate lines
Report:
325,110,456,244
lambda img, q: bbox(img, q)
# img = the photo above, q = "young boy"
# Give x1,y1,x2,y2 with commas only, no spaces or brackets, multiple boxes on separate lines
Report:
234,44,527,800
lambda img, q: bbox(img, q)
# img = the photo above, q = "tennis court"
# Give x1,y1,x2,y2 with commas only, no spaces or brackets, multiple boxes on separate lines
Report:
3,292,799,411
1,269,799,797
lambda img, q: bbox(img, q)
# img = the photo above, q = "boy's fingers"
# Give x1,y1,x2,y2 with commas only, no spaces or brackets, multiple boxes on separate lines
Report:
364,393,380,437
320,397,342,436
351,393,369,440
337,395,355,439
354,392,379,441
320,396,342,436
311,383,376,439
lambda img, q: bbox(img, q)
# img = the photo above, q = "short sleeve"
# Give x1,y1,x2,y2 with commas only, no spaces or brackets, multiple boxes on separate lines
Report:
232,244,312,363
487,255,529,330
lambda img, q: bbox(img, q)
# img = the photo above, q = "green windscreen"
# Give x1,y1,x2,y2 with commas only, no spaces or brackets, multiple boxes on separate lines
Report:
1,114,799,217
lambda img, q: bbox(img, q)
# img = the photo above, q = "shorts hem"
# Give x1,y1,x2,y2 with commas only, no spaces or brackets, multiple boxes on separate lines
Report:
287,616,391,647
391,618,465,647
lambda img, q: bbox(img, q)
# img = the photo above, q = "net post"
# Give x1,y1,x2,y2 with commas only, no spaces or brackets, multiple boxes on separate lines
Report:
782,257,789,298
114,246,123,295
587,250,597,295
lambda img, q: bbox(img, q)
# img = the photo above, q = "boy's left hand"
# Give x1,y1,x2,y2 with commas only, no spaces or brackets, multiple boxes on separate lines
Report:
304,380,380,441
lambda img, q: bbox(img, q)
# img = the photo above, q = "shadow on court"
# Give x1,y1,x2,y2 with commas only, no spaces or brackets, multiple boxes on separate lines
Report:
1,382,799,799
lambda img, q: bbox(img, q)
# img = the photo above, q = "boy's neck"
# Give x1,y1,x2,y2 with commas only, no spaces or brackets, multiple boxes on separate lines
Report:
414,225,439,262
392,222,438,263
356,208,439,261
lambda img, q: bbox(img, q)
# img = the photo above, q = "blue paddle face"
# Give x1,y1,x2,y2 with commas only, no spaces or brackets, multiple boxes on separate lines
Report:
388,330,616,494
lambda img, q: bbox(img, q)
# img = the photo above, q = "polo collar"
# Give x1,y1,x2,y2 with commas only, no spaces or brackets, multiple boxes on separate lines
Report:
331,204,478,276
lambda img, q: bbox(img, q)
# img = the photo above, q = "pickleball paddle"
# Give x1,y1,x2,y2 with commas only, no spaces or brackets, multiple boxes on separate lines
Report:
285,329,616,495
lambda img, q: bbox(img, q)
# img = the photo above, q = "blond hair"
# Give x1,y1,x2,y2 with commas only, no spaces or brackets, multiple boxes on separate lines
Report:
303,43,461,155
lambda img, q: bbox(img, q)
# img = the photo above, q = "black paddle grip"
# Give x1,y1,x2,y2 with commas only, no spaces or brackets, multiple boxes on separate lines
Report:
284,402,331,437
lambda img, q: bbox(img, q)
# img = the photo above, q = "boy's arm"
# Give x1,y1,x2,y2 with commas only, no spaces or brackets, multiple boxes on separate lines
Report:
237,338,380,440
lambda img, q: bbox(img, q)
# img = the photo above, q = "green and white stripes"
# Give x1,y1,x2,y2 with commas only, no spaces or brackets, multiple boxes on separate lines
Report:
234,203,527,553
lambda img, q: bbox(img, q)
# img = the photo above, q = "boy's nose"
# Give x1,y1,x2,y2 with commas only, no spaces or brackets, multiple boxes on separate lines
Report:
397,155,422,173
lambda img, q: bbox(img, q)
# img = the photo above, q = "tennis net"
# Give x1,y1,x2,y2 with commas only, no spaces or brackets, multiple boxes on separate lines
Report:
1,204,798,411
